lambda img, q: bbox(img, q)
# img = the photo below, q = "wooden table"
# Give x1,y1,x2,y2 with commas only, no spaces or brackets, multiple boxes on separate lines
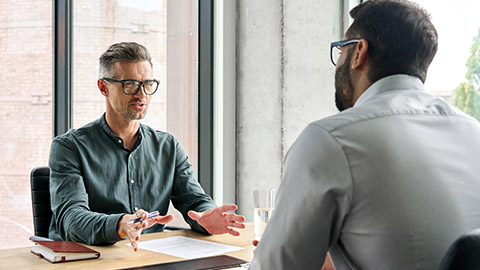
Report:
0,223,254,270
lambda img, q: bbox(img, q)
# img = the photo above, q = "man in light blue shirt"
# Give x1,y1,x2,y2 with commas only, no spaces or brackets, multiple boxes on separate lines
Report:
250,0,480,269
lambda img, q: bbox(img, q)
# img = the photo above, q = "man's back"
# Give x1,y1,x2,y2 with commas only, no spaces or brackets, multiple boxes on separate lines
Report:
325,75,480,269
251,75,480,269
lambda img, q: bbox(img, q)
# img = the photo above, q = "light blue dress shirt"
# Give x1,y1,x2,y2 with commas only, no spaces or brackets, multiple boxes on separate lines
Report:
250,75,480,269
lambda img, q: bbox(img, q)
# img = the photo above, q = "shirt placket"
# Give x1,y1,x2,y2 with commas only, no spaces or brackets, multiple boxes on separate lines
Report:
127,151,138,213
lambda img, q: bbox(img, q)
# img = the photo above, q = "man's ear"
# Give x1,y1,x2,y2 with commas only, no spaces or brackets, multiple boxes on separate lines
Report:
351,39,369,70
98,79,108,97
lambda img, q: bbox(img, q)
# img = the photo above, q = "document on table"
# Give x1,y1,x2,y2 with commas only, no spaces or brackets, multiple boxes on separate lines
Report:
126,236,244,259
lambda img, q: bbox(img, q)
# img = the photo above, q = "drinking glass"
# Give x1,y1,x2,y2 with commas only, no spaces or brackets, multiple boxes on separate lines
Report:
253,188,275,241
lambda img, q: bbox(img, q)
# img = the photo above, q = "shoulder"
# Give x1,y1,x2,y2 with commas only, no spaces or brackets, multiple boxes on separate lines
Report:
307,109,366,133
53,118,101,145
287,108,378,158
286,119,348,163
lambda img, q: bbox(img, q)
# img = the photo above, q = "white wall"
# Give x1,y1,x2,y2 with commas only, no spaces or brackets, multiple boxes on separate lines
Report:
236,0,344,220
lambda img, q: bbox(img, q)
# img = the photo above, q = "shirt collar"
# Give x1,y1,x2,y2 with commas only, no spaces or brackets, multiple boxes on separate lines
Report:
354,74,425,107
100,113,117,139
99,113,144,150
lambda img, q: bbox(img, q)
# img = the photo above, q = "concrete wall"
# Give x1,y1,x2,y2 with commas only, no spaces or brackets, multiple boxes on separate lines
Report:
236,0,344,220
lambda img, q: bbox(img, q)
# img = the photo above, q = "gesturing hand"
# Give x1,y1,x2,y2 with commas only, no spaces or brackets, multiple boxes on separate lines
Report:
117,209,174,251
188,204,246,236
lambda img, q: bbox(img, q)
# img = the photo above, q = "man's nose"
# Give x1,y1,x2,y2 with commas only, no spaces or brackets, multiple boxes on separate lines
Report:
133,84,147,98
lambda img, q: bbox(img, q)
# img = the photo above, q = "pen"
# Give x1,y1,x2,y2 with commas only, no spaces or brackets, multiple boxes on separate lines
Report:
128,210,160,224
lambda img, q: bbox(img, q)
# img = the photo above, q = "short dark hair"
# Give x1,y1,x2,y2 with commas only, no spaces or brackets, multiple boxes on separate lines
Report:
346,0,438,83
99,42,152,78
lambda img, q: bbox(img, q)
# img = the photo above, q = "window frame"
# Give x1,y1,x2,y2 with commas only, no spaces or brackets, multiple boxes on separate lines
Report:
53,0,73,137
198,0,214,196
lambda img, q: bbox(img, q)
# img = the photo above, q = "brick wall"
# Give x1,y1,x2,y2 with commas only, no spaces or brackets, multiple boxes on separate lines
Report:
0,0,177,249
0,0,53,249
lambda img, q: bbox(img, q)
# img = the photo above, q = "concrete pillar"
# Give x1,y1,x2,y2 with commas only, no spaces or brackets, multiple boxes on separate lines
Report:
282,0,342,150
236,0,284,219
236,0,343,221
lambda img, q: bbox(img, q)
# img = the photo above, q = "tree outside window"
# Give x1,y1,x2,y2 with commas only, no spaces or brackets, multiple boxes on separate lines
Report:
454,28,480,121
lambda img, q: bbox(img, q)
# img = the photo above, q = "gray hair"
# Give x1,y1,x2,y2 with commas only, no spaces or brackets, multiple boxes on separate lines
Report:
99,42,153,78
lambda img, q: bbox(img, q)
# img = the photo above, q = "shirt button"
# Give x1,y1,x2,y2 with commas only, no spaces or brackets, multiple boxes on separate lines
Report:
134,207,139,211
118,139,122,144
130,179,135,184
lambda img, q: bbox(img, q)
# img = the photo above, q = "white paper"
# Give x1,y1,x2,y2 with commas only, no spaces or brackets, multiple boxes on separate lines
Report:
126,236,244,259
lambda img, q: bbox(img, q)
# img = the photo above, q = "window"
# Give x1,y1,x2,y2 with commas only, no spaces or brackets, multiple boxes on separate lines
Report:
72,0,198,173
0,0,53,249
72,0,201,228
0,0,210,249
411,0,480,119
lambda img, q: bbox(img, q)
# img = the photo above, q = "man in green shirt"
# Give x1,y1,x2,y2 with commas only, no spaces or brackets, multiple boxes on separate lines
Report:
49,42,245,251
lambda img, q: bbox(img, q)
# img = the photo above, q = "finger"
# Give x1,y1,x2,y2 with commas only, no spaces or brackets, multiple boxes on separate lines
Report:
152,214,175,224
127,227,140,241
223,213,246,222
252,240,259,246
188,210,201,221
135,209,148,219
130,238,138,251
228,221,246,229
127,229,140,251
127,221,144,240
235,215,246,222
218,204,238,213
227,228,240,237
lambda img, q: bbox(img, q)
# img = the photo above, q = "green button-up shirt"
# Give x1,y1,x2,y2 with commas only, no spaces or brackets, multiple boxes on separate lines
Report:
48,114,216,245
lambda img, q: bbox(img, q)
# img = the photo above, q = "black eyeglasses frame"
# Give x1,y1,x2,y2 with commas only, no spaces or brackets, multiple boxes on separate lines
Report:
102,77,160,95
330,39,361,66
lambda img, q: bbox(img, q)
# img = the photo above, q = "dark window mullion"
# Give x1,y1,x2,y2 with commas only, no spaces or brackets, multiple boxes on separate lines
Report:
198,0,214,196
53,0,73,137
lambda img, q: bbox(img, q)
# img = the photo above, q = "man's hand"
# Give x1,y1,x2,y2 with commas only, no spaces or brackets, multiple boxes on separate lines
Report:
188,204,246,236
117,209,174,251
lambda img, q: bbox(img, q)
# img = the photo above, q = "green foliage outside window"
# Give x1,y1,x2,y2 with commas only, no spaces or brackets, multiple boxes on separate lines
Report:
454,28,480,121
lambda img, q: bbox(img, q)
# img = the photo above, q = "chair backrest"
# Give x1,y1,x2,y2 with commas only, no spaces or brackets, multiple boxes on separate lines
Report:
30,166,52,238
438,228,480,270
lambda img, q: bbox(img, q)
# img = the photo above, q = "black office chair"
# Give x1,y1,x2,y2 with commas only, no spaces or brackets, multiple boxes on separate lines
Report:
438,228,480,270
30,166,52,238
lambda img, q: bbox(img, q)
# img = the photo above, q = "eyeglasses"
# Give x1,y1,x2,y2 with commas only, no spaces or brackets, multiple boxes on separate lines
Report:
330,39,361,66
102,78,160,95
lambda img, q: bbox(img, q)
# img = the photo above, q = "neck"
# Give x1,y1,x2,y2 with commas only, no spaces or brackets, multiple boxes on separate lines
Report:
105,111,140,149
351,67,373,105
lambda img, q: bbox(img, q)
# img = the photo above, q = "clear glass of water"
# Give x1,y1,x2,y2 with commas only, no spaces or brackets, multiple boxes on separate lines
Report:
253,188,275,241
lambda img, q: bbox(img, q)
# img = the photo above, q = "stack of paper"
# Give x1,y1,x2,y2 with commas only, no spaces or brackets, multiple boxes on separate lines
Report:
128,236,244,259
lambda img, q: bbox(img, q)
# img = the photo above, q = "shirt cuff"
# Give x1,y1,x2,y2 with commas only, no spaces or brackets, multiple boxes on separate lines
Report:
105,213,126,243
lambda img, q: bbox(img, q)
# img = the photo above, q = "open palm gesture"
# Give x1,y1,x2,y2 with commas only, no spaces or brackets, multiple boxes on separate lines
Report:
188,204,246,236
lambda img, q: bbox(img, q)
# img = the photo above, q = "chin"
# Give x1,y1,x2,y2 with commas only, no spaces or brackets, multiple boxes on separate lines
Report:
125,111,148,121
135,113,147,120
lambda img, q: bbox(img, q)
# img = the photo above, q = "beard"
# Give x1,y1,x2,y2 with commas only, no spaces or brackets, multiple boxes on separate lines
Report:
334,50,355,111
125,107,148,120
121,98,149,120
124,109,147,120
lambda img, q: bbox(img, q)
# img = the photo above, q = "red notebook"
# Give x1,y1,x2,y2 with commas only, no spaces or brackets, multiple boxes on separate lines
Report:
31,240,100,263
